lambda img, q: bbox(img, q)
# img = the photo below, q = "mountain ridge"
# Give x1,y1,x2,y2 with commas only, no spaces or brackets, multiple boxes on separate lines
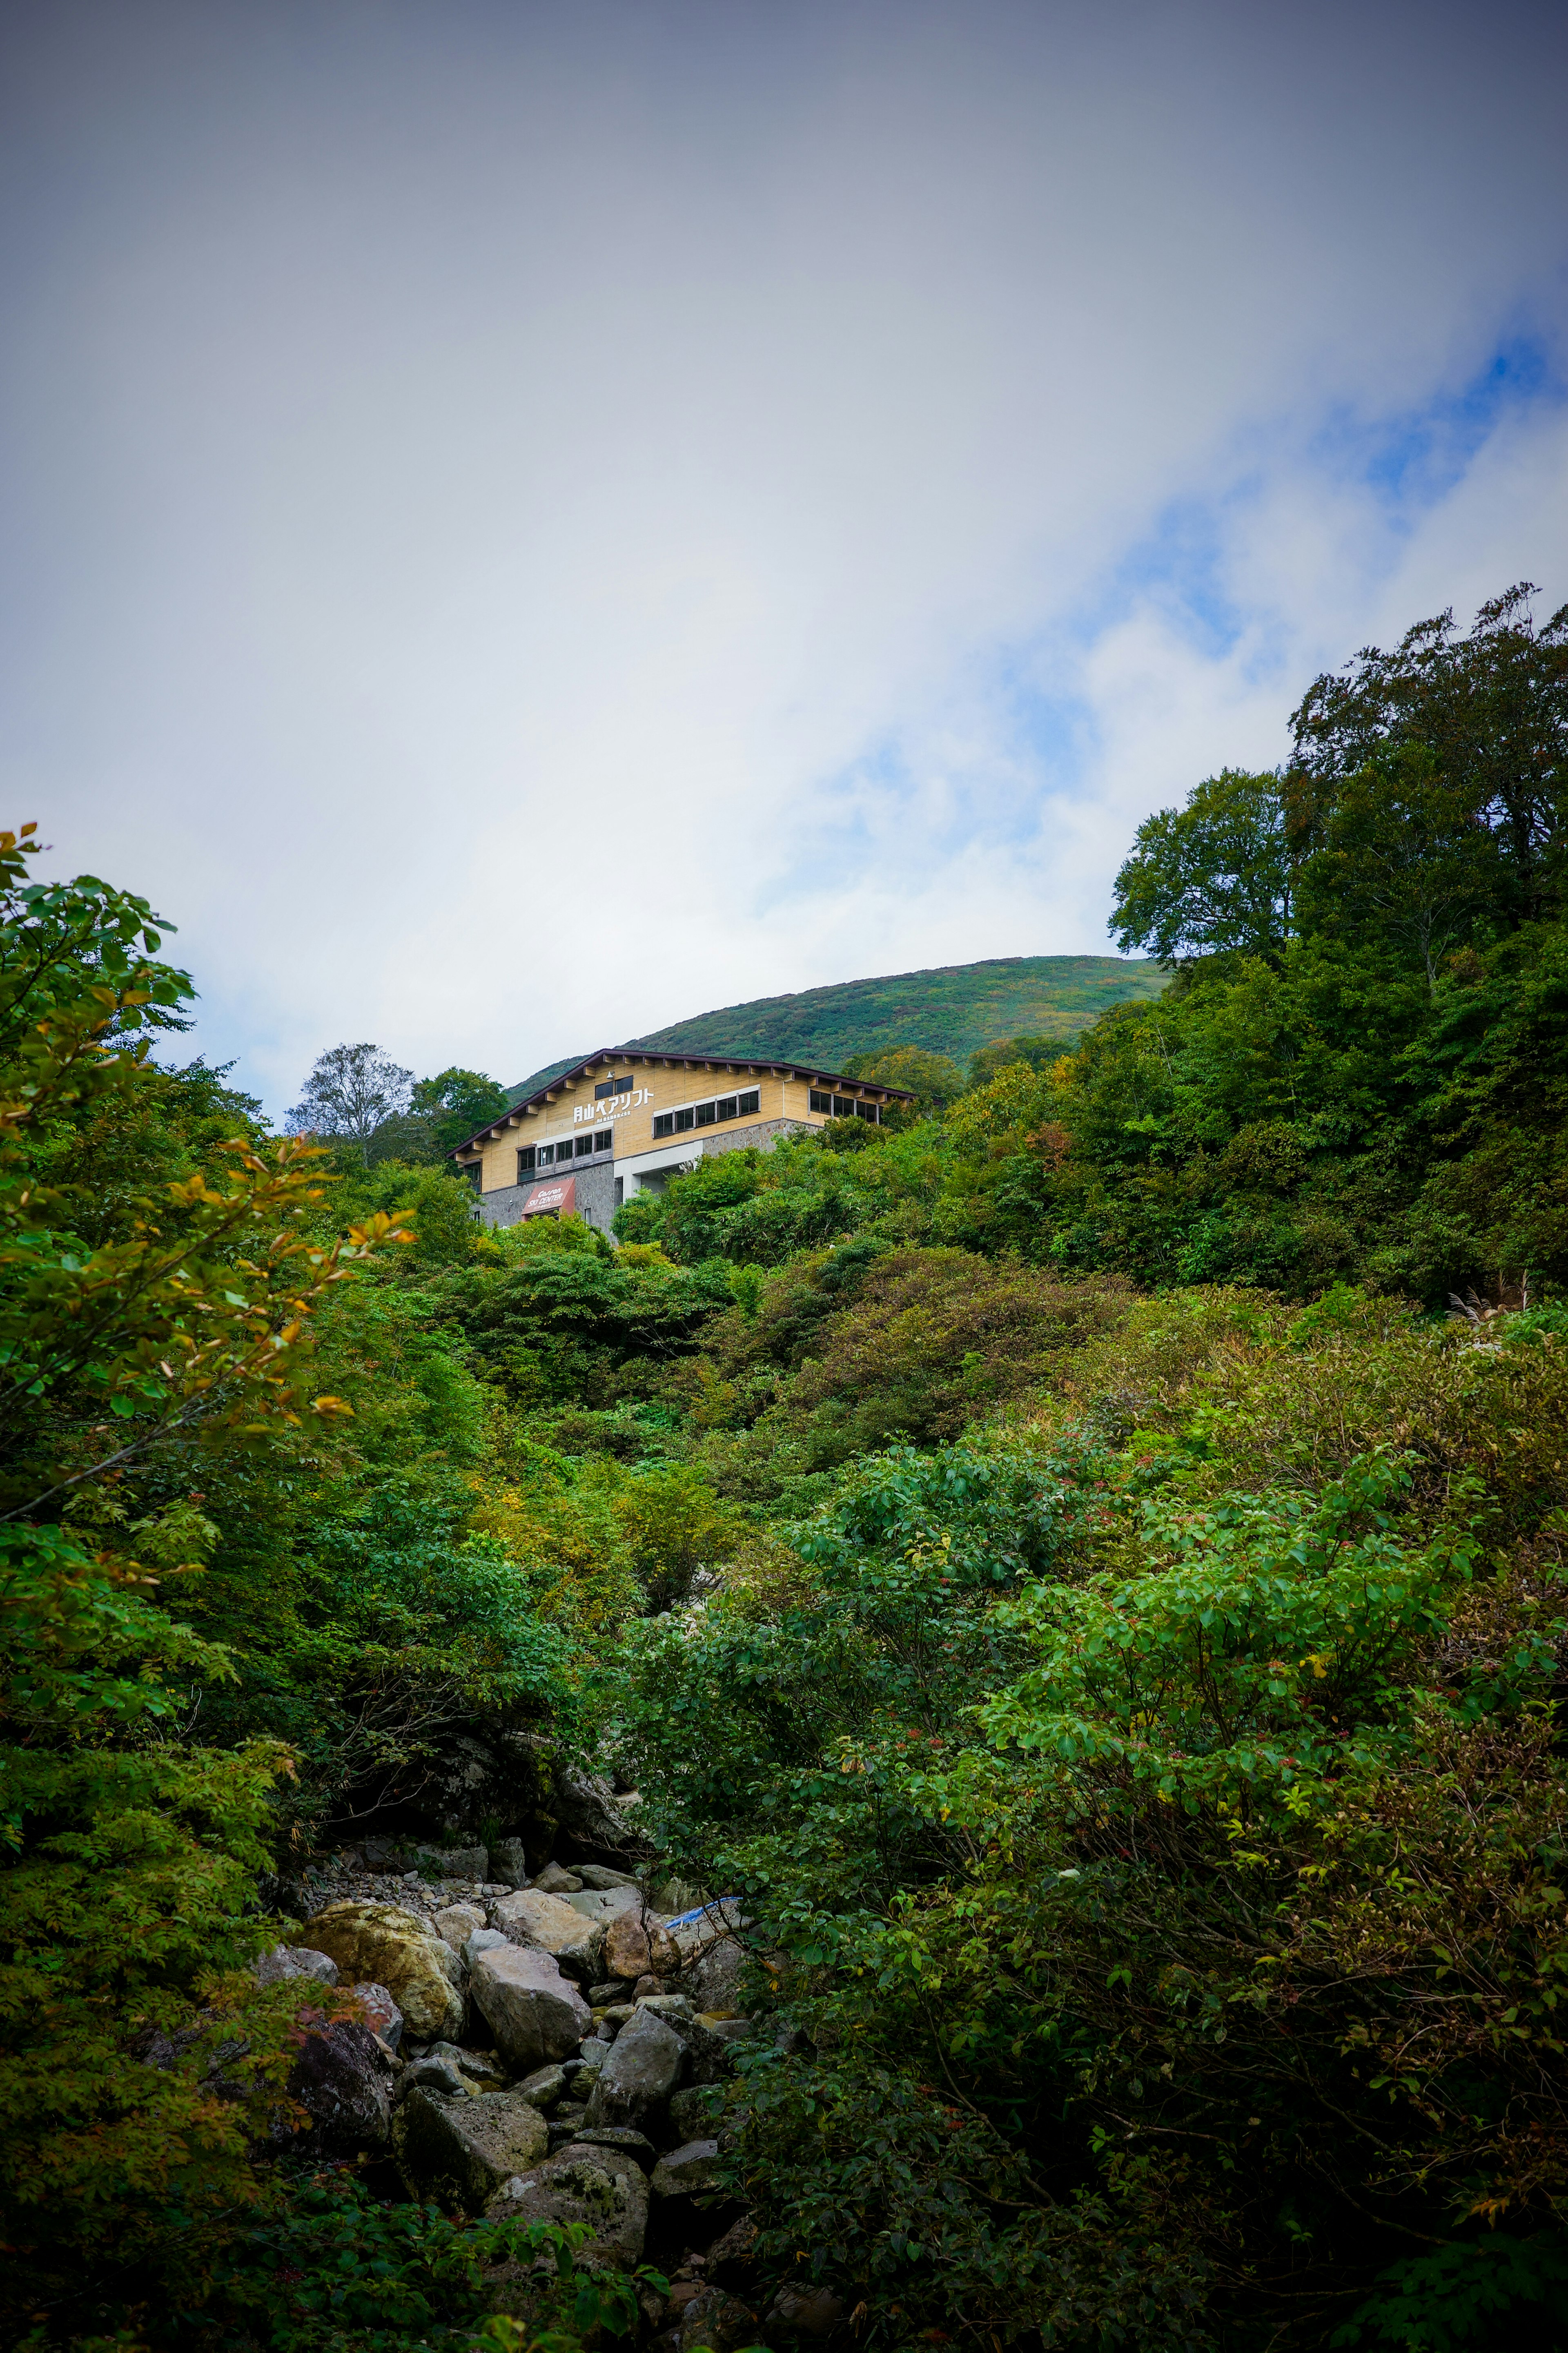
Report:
504,952,1165,1104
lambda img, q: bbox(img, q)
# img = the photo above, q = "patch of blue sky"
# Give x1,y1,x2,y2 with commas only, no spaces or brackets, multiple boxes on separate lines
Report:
771,322,1568,911
1318,328,1564,517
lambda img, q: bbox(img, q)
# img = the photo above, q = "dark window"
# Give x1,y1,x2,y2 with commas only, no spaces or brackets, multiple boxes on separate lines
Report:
595,1074,634,1100
461,1162,481,1193
537,1142,556,1166
575,1133,595,1157
517,1145,536,1176
809,1088,831,1114
716,1096,737,1121
615,1177,624,1206
594,1129,612,1151
673,1106,695,1132
695,1100,717,1126
833,1096,855,1118
855,1101,879,1124
738,1088,760,1116
653,1112,674,1138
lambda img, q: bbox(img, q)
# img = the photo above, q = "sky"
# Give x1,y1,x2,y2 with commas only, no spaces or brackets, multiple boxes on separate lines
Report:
2,0,1566,1119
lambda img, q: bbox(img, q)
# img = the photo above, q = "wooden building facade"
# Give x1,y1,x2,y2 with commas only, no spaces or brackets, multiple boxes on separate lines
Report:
452,1048,914,1233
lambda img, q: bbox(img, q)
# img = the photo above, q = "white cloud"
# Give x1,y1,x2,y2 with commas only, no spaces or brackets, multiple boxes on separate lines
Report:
0,0,1564,1110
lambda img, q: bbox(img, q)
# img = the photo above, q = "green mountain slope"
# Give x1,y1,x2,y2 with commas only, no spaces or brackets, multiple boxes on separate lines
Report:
506,955,1165,1101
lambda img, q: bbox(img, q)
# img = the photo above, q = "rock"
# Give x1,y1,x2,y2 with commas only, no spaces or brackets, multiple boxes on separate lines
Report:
464,1927,510,1970
576,1865,639,1890
574,2038,609,2078
492,1888,605,1983
563,1885,643,1923
583,2007,684,2130
633,1974,673,2000
697,2016,757,2044
647,1876,709,1915
485,2144,649,2273
286,2010,394,2150
605,1909,679,1982
393,2085,550,2212
551,1756,634,1856
765,2284,846,2337
514,2062,567,2110
362,1834,406,1870
302,1903,464,2043
470,1943,591,2066
600,2003,637,2030
427,2041,510,2089
588,1980,628,2005
418,1842,488,1881
638,1993,693,2022
533,1861,583,1893
705,2215,760,2291
433,1902,487,1953
350,1982,403,2051
668,2084,722,2143
570,2125,657,2170
403,2054,472,2099
664,2288,760,2351
490,1837,530,1888
258,1943,339,1987
659,2010,737,2087
650,2139,722,2198
686,1935,747,2016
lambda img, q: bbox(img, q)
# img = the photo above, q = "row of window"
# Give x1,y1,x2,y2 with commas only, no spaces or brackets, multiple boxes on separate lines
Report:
594,1073,634,1099
652,1088,762,1139
520,1131,613,1175
809,1090,882,1123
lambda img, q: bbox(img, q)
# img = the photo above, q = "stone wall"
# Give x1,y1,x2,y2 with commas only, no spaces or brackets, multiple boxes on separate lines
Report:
477,1154,618,1235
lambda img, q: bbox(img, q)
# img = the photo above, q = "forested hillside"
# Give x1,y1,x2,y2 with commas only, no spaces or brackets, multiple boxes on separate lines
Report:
504,955,1167,1107
5,584,1568,2353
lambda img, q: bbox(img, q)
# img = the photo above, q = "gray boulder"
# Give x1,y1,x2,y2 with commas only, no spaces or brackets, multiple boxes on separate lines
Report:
286,2012,394,2151
685,1934,747,2016
576,1865,639,1890
402,2054,472,2099
470,1943,591,2066
583,2007,684,2131
668,2083,722,2144
350,1982,403,2051
571,2124,657,2170
661,2288,760,2351
490,1837,530,1888
428,2041,509,2089
765,2285,846,2338
418,1842,488,1881
392,2085,549,2211
659,2009,737,2087
433,1901,486,1952
532,1861,582,1893
256,1943,338,1988
650,2138,722,2198
491,1887,606,1984
485,2142,649,2273
514,2061,567,2110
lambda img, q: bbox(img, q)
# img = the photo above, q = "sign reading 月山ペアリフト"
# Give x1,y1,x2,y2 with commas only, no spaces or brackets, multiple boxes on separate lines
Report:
573,1088,652,1125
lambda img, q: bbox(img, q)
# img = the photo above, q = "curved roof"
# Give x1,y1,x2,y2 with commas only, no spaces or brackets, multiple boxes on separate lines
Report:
451,1044,915,1156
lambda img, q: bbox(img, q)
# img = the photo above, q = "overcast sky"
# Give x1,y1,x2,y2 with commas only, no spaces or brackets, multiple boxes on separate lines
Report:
3,0,1566,1117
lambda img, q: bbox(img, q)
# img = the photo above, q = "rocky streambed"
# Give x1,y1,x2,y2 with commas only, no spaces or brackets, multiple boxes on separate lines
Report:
264,1847,819,2350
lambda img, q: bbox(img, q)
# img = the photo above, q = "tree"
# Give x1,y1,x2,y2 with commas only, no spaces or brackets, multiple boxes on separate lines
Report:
1290,583,1568,928
840,1044,966,1114
410,1066,510,1158
1297,742,1493,992
968,1033,1062,1087
1109,768,1293,964
288,1041,413,1167
0,823,412,2323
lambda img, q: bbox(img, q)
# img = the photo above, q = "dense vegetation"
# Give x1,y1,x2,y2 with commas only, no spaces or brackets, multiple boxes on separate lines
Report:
4,584,1568,2352
505,957,1167,1106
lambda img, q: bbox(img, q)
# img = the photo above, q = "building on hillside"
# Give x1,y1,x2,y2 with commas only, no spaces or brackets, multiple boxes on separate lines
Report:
452,1048,915,1233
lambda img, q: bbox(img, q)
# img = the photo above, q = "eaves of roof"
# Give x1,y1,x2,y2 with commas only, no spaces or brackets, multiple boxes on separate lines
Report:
450,1045,917,1158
